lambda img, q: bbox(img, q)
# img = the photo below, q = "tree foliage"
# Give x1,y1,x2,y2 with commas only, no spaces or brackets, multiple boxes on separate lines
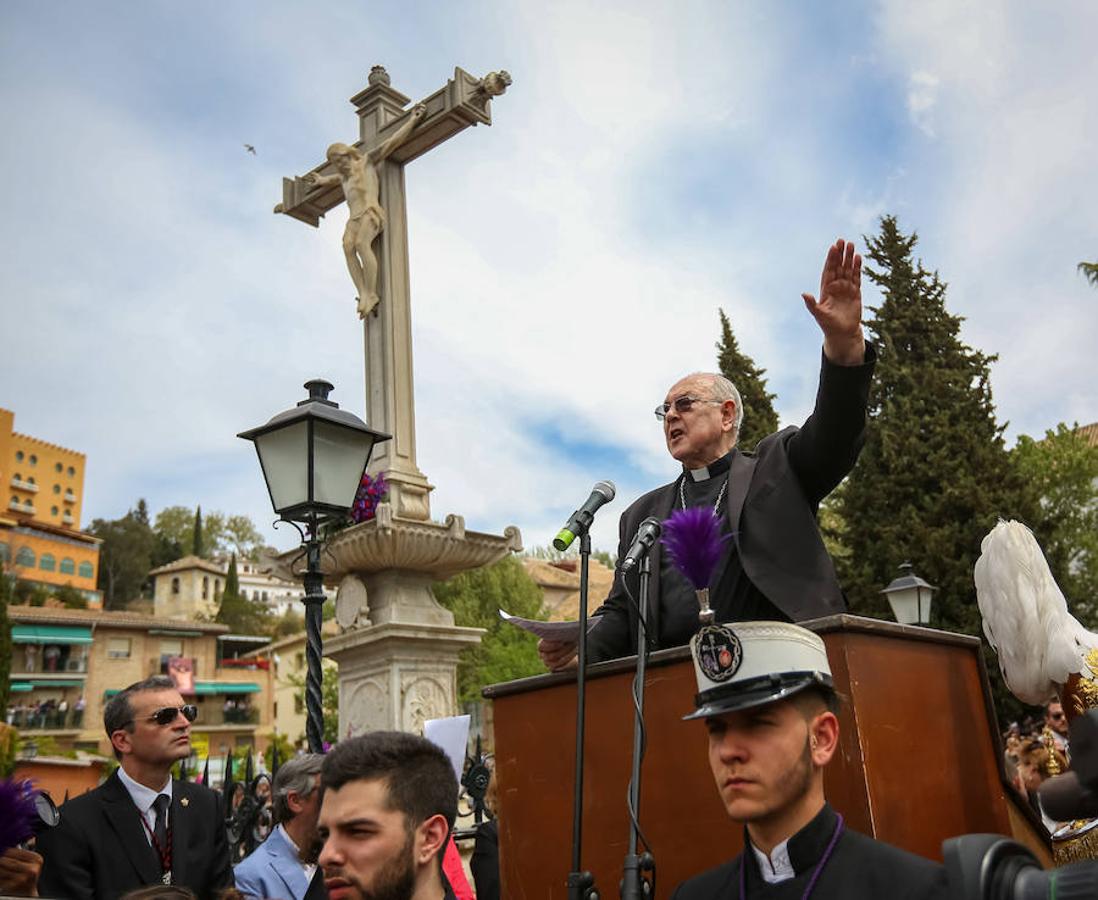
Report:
193,505,205,559
88,503,157,608
716,307,779,451
0,571,13,716
154,507,264,560
215,554,271,634
1078,260,1098,288
829,216,1034,729
432,556,548,704
1011,424,1098,624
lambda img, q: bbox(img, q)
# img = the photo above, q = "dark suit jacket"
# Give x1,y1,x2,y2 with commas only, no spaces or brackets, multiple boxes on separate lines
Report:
37,770,233,900
589,347,876,662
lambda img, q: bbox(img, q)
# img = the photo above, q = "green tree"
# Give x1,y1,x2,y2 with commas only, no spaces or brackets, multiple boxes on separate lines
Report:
223,515,265,560
193,505,205,558
269,609,306,640
215,554,271,634
833,216,1032,633
432,555,547,704
716,308,779,451
285,659,339,744
1079,260,1098,288
1011,424,1098,624
54,584,89,610
0,571,13,717
87,505,156,608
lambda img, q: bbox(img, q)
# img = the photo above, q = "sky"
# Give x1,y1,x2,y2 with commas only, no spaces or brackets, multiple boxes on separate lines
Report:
1,1,1096,557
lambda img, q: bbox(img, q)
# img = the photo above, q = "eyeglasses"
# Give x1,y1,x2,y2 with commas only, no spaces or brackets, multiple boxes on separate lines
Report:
137,705,199,727
654,396,723,421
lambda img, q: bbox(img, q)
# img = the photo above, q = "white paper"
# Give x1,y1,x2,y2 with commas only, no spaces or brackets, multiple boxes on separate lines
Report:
424,714,471,783
498,608,603,642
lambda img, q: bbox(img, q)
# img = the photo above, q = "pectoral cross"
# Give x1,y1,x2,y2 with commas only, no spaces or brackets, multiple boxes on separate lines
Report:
276,65,510,521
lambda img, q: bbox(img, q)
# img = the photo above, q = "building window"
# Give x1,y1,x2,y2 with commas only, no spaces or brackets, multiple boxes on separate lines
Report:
160,639,183,657
295,652,305,672
12,473,21,483
78,561,93,579
107,638,131,659
59,557,75,574
202,576,209,599
15,547,35,567
171,577,181,595
261,591,269,603
67,466,75,476
53,484,60,494
15,451,23,462
51,506,59,516
294,694,304,714
39,553,56,572
29,455,37,466
55,462,62,472
27,476,35,485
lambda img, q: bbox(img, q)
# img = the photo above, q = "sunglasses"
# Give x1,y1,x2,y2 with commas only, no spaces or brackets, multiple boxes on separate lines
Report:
138,705,199,727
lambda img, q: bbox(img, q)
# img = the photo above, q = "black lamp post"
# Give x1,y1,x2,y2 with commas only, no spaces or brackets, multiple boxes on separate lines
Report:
880,562,938,626
239,379,390,752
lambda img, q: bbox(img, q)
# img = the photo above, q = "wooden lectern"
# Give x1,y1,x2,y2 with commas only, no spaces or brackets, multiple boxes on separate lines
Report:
484,615,1050,898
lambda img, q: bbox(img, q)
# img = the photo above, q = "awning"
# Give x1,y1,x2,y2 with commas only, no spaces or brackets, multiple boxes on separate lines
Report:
193,682,260,695
104,681,260,698
10,679,84,690
11,625,94,645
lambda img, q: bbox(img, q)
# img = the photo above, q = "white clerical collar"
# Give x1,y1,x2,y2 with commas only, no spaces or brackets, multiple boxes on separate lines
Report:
751,837,794,884
117,764,173,815
685,450,735,482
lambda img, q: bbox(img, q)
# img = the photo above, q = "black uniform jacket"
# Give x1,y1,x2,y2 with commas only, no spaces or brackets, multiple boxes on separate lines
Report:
589,346,876,663
671,803,948,899
37,769,233,900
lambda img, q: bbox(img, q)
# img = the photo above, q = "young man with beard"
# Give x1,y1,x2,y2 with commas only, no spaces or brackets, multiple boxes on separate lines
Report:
317,732,457,900
672,621,948,899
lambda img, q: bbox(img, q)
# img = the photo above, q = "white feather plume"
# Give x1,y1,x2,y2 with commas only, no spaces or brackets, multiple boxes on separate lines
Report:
974,519,1098,705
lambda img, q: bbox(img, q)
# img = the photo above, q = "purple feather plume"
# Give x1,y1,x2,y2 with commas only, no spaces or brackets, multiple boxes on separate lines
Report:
661,507,730,590
0,778,39,853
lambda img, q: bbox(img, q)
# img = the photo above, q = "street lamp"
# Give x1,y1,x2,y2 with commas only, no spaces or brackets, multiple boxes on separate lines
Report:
239,379,390,752
880,562,937,626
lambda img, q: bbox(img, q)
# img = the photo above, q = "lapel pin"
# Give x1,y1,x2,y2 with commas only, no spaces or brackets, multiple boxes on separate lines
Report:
181,797,189,807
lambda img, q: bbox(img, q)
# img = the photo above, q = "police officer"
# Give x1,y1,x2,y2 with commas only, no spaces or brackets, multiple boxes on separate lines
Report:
672,621,948,899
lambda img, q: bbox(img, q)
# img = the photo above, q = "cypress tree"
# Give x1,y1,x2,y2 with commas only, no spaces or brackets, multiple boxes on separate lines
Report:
192,505,204,558
832,216,1032,637
716,308,778,451
216,554,268,633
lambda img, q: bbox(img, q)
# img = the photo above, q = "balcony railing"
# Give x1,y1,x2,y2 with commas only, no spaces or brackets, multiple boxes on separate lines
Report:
10,478,38,493
6,708,86,730
13,658,88,675
195,706,259,727
8,499,34,513
64,490,76,503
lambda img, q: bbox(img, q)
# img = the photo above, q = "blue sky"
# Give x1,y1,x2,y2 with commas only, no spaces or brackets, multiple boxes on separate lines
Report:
2,1,1096,556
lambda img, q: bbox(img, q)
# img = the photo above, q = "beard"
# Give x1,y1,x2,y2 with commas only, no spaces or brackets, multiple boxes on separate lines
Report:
339,831,417,900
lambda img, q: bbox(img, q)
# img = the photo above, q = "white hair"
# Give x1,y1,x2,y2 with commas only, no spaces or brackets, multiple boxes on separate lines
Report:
683,372,744,437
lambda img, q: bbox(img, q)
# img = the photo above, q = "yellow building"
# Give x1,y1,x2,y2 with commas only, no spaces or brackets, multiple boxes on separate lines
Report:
149,555,226,619
0,408,102,607
6,605,274,763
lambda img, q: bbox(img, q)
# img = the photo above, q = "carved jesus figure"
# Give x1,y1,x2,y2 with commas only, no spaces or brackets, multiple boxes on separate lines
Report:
303,103,427,318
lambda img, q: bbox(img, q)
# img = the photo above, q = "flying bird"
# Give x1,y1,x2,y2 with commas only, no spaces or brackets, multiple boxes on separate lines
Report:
243,143,256,155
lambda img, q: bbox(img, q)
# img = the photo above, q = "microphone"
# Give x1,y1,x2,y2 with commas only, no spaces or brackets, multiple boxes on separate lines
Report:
1037,771,1098,822
553,481,616,551
621,517,662,572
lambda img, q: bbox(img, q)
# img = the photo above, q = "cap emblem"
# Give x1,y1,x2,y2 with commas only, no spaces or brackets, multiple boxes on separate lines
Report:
695,624,742,683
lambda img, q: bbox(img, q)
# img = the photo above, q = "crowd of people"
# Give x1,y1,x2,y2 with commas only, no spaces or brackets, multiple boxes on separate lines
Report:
1002,700,1074,832
6,697,85,730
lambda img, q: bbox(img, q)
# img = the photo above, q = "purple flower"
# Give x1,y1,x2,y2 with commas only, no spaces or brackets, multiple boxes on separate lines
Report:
350,471,389,523
0,779,39,854
661,507,730,590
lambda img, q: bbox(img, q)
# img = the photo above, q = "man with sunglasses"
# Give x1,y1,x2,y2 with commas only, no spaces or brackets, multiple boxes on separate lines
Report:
37,675,233,899
539,238,875,669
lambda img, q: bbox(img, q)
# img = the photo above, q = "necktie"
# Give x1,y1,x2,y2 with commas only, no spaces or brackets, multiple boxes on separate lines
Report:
152,794,170,851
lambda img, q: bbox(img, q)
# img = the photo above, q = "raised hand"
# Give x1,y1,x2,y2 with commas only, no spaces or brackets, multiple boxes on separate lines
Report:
802,238,866,365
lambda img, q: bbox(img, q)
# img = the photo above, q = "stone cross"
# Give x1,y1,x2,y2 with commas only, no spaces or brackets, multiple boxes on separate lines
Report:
275,65,510,522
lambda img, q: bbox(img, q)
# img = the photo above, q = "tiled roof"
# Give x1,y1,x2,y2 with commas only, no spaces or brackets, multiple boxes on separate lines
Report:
7,604,229,633
148,555,225,577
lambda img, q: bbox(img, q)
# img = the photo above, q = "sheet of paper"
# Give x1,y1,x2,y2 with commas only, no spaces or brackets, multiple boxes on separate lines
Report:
424,714,471,782
498,608,603,642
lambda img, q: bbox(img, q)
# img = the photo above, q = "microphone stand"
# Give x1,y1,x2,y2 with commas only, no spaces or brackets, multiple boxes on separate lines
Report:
567,530,599,900
620,554,655,899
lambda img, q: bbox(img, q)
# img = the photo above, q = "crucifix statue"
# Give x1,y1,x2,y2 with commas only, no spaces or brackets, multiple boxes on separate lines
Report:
275,65,510,522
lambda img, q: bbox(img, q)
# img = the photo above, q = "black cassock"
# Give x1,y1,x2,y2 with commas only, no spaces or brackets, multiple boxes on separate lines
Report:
671,804,948,900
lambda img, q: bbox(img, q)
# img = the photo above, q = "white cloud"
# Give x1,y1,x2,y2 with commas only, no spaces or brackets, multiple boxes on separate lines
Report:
906,70,940,137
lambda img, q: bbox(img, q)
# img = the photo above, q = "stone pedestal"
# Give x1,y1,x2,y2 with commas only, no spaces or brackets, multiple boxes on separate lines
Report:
313,502,522,737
